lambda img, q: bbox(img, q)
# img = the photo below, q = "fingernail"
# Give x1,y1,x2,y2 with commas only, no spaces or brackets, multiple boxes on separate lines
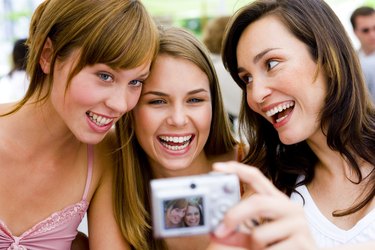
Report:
214,223,230,238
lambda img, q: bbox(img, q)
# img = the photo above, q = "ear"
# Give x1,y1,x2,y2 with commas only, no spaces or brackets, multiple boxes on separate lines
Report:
39,37,53,74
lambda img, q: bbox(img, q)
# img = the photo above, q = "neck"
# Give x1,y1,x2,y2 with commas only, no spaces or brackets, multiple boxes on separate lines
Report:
306,129,370,182
306,130,348,177
2,97,81,156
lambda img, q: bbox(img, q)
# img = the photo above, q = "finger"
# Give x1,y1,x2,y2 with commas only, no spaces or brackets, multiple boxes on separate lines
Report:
215,195,299,238
252,216,306,247
252,213,315,250
213,162,282,196
210,232,262,250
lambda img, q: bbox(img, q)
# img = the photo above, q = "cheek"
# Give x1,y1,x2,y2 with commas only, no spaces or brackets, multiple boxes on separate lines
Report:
70,89,94,106
134,108,157,134
198,106,212,133
246,92,257,112
133,108,159,152
67,79,102,108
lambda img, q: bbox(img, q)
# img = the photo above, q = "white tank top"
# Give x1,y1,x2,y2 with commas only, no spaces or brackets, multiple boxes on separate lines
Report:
290,184,375,247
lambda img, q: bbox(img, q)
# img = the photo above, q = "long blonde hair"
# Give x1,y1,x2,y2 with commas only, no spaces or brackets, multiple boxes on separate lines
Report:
114,26,236,249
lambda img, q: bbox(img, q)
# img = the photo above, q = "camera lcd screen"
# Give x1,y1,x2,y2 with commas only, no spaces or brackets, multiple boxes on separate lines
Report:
163,196,204,230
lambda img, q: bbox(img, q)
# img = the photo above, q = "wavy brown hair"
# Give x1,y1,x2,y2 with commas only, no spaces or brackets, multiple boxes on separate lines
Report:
222,0,375,216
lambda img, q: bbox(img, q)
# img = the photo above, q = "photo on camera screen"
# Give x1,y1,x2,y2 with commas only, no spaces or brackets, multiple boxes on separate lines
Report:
163,196,204,230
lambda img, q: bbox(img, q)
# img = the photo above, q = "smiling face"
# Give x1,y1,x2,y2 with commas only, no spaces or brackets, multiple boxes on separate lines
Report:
236,15,327,145
133,54,212,177
166,206,187,228
354,13,375,55
50,50,151,144
184,205,201,227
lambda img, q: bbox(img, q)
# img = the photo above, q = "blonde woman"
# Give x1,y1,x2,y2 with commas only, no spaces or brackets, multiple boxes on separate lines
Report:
115,26,243,250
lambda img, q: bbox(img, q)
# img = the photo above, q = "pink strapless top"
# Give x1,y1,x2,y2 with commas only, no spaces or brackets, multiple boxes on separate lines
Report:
0,144,93,250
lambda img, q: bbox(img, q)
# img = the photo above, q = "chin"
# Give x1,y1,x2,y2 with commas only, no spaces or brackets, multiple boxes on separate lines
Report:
279,135,301,145
76,134,105,145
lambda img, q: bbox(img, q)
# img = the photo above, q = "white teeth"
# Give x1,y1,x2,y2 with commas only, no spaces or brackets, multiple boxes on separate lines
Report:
266,101,295,117
161,141,190,151
87,111,113,127
158,135,192,151
159,135,192,143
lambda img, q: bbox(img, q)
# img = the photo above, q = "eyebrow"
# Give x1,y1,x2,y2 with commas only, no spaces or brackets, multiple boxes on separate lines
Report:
142,88,208,97
237,48,279,74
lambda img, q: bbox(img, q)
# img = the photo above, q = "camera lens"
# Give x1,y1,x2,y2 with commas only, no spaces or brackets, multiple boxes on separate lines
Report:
190,183,196,189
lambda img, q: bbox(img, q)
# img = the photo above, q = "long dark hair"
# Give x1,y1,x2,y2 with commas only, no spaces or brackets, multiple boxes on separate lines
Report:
222,0,375,216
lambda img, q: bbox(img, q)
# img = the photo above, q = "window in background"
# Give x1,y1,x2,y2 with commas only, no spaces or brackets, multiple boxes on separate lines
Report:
0,0,42,76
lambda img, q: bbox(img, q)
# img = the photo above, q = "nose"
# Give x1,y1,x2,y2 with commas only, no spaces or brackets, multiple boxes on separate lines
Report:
248,77,272,104
166,104,188,127
105,89,129,114
105,84,141,115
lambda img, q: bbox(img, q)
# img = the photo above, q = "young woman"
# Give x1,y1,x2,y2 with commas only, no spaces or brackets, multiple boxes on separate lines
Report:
210,0,375,249
184,201,204,227
165,199,189,229
114,26,241,250
0,0,158,249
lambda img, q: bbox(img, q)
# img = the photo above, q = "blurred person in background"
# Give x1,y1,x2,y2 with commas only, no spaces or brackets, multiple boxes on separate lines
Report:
202,16,242,130
350,6,375,101
0,38,29,103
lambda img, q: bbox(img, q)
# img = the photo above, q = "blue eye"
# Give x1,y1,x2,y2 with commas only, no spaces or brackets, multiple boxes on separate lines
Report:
129,80,143,87
188,98,203,103
149,99,166,105
98,72,113,82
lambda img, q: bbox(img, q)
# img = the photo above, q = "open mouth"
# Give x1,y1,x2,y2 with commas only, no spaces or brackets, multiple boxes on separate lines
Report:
266,101,295,124
158,135,194,151
86,111,113,127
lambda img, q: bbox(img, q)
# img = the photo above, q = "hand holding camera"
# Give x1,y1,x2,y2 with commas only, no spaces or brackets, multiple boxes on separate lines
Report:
151,172,241,238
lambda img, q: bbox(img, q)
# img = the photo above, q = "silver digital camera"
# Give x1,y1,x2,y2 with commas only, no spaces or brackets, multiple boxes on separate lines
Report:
150,172,241,238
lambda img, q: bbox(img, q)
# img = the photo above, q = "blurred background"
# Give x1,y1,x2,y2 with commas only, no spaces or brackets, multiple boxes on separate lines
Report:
1,0,375,77
1,0,375,234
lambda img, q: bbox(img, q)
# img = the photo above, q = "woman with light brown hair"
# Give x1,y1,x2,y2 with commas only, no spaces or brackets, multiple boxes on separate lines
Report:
115,26,241,250
0,0,158,249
